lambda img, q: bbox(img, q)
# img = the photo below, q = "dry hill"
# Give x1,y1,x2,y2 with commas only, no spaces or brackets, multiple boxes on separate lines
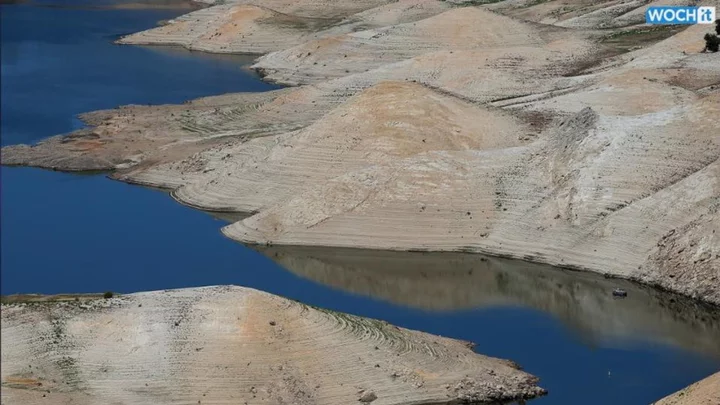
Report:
0,286,545,404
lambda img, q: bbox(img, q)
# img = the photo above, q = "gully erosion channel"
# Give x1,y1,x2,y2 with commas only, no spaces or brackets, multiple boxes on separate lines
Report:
1,1,719,405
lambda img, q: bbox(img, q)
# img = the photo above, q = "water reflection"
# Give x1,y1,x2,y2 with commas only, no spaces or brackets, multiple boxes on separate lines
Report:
256,245,720,358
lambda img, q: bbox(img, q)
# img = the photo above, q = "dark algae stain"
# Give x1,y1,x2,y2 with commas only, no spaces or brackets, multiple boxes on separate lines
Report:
1,2,718,405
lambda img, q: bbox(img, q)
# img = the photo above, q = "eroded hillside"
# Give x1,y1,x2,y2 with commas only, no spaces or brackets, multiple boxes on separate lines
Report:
0,286,545,404
2,0,719,303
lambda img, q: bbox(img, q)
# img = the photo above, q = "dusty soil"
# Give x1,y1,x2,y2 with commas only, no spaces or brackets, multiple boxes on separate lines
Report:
116,0,424,54
2,0,719,304
5,0,207,10
651,372,720,405
0,294,108,304
0,286,545,404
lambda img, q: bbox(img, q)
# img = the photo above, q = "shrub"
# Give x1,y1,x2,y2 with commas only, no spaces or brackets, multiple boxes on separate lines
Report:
704,33,719,52
103,291,114,299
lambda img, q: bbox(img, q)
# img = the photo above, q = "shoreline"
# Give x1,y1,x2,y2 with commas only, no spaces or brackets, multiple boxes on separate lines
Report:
2,0,718,307
652,372,720,405
246,236,720,308
0,285,546,404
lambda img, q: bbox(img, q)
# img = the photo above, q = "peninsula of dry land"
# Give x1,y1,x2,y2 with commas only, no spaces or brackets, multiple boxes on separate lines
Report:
0,286,545,404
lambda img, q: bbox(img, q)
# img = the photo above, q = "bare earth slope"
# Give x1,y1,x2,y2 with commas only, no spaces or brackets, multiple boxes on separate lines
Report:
118,0,449,54
171,80,533,212
0,286,545,405
253,6,551,85
2,2,719,304
226,91,720,304
651,372,720,405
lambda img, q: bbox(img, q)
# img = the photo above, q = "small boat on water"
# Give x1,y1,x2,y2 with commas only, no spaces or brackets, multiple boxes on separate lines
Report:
612,288,628,298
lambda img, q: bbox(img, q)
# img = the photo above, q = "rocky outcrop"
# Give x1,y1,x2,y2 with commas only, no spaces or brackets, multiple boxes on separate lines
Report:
0,286,545,405
171,80,535,212
651,372,720,405
638,212,720,305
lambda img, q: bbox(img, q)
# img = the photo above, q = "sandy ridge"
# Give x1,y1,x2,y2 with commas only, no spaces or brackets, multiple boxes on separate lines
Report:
0,286,545,404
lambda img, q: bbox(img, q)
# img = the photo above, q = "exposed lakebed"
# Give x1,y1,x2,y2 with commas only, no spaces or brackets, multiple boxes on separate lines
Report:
1,1,718,404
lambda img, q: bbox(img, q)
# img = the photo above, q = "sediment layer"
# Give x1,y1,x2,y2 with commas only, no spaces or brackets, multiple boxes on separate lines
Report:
117,0,447,55
0,286,545,404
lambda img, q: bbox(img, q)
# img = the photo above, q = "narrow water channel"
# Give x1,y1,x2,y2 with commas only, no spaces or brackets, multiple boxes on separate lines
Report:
1,1,718,404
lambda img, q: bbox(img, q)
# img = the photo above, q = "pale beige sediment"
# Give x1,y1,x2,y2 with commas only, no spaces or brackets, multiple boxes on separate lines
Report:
110,36,596,190
171,80,535,212
220,24,720,304
0,286,545,405
0,88,320,173
487,0,695,27
224,89,720,304
552,0,690,29
0,4,601,174
1,2,719,305
130,33,598,199
229,0,400,19
651,372,720,405
253,6,555,85
117,4,334,54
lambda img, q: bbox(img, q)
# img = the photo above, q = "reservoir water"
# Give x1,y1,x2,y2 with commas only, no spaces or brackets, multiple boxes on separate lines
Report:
1,1,718,404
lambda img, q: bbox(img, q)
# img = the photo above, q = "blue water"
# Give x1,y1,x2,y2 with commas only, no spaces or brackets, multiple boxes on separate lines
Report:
1,2,718,404
0,0,278,146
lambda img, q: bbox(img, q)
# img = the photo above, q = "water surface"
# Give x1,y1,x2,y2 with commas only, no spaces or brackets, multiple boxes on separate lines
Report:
1,2,718,405
1,0,278,146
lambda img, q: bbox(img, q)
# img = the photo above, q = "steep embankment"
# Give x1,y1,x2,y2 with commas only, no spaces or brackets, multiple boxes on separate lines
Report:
226,91,719,303
0,286,545,404
171,80,534,212
0,1,599,174
488,0,691,28
221,24,720,304
118,4,333,54
0,89,300,172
